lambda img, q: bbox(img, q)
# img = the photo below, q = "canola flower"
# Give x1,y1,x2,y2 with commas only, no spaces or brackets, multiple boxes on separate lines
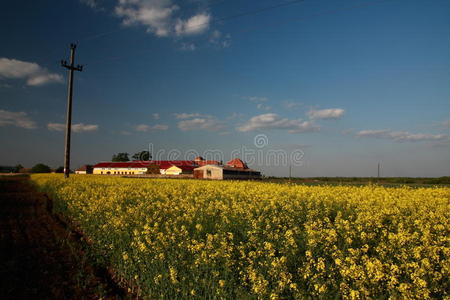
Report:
31,174,450,299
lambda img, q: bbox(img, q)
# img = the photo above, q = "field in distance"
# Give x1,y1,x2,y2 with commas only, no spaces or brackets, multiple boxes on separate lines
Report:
32,174,449,299
265,176,450,187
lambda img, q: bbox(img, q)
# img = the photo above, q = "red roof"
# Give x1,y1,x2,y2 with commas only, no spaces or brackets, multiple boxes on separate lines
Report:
226,158,248,169
93,161,151,168
76,165,93,171
93,160,197,169
197,160,220,166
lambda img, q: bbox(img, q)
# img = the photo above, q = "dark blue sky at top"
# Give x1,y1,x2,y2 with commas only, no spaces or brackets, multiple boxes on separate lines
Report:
0,0,449,176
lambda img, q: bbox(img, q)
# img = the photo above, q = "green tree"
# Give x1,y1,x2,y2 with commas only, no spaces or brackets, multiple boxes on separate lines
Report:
55,166,64,173
112,153,130,162
31,163,52,173
132,151,151,161
14,164,24,173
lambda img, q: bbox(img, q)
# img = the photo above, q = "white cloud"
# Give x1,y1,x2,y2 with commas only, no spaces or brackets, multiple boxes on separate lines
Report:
27,74,63,86
0,109,36,129
283,101,302,109
115,0,179,37
245,96,269,103
48,123,98,133
47,123,66,131
0,58,63,86
173,112,205,119
237,113,320,134
256,103,271,111
80,0,102,9
308,108,345,120
114,0,210,37
180,42,196,51
152,113,160,120
356,129,448,142
209,30,231,48
227,112,245,120
135,123,169,132
175,13,210,36
245,96,272,111
73,124,98,132
152,124,169,130
178,116,224,131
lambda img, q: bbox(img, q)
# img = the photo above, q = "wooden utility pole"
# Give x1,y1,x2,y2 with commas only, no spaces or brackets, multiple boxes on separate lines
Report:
61,44,83,178
377,162,381,178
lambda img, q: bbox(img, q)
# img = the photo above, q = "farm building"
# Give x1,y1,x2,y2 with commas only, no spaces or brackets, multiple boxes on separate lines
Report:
226,158,248,169
157,161,197,175
193,165,261,180
164,165,195,175
93,162,150,175
92,158,260,179
92,160,197,175
75,165,93,174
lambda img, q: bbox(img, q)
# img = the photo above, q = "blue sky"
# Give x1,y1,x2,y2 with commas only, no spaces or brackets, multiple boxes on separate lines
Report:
1,0,449,176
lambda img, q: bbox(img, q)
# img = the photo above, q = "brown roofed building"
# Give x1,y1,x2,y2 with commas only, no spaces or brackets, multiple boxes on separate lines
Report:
75,165,93,174
226,158,248,169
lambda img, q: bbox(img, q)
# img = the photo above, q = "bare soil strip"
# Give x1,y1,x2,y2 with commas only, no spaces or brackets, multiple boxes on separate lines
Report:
0,175,123,299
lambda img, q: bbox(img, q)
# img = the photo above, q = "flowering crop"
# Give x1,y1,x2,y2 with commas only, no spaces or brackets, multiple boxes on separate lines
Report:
31,174,450,299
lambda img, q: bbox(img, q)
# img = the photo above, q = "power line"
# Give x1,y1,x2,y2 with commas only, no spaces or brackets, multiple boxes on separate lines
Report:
80,0,304,43
83,0,398,66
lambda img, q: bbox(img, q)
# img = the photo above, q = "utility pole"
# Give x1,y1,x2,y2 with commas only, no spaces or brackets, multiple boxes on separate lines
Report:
377,162,381,178
289,165,292,180
61,43,83,178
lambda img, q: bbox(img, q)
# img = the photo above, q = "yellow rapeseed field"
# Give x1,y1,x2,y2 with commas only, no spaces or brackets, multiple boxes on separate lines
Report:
31,174,449,299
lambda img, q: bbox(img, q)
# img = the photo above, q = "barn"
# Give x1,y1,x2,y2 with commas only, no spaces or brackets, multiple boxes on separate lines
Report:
193,164,261,180
164,165,195,175
75,165,93,174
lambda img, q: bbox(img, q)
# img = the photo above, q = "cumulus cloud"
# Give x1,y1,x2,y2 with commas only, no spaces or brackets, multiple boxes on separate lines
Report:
135,124,169,132
178,116,224,131
356,129,448,142
0,58,63,86
152,113,160,120
48,123,98,133
175,13,210,35
237,113,319,134
114,0,210,37
0,109,36,129
308,108,345,120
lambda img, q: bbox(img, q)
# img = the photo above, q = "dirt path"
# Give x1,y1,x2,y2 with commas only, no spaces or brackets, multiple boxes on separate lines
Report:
0,175,122,299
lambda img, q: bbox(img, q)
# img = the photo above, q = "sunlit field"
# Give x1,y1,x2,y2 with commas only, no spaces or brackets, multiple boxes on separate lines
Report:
31,174,449,299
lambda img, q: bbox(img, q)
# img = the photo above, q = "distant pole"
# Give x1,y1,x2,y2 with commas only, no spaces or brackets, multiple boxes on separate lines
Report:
377,162,381,178
61,44,83,178
289,165,292,180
